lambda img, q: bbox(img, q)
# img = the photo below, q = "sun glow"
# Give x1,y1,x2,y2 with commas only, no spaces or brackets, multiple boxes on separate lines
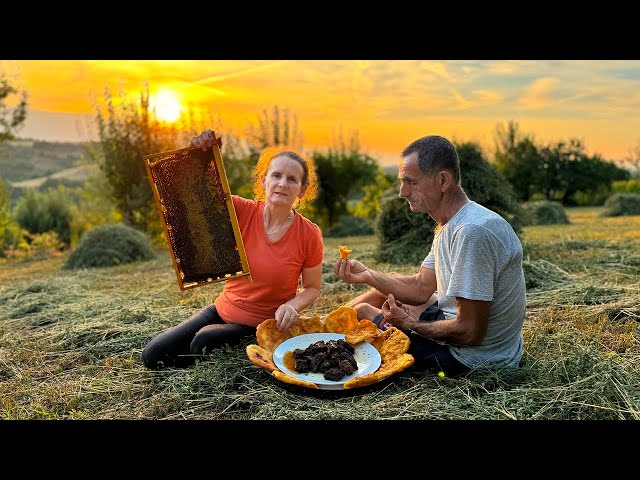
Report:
151,88,183,123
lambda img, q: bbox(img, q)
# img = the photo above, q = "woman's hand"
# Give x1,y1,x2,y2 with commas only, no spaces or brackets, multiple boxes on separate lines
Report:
275,304,300,331
190,129,222,151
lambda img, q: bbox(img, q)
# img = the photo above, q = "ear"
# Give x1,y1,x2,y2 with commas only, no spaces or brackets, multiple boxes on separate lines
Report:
298,184,307,199
437,171,454,192
261,174,266,190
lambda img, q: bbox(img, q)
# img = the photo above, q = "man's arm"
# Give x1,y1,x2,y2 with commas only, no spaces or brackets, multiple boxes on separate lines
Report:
334,258,436,305
383,294,490,345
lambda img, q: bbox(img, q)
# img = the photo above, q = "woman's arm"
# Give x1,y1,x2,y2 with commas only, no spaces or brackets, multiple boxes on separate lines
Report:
274,262,322,331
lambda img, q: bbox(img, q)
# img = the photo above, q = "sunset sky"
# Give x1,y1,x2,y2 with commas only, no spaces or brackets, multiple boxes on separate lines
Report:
2,60,640,167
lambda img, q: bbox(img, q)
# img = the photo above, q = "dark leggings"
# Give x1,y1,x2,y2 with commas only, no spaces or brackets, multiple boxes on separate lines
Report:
141,305,255,369
373,303,471,377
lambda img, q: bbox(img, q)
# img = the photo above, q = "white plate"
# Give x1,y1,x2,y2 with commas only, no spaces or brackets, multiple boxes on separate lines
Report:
272,333,382,390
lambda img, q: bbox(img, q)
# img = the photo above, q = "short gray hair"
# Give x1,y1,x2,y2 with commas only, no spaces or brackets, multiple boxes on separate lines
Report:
401,135,461,185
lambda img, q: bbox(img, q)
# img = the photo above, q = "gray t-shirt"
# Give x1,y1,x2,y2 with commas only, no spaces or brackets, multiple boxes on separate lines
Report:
422,201,526,369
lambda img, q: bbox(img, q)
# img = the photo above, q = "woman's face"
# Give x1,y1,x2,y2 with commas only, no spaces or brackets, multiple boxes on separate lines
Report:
261,155,306,207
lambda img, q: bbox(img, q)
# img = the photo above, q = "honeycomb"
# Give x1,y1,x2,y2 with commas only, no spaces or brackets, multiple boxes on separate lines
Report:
144,144,251,289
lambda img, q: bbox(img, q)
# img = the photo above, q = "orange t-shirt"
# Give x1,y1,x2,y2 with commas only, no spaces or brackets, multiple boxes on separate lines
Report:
213,195,324,327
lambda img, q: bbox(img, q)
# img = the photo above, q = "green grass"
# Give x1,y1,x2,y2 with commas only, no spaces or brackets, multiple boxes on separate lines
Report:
1,207,639,419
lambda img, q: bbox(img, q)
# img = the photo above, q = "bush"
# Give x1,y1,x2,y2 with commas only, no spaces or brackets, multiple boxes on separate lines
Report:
64,223,155,269
325,214,374,237
14,188,72,246
521,201,569,226
600,193,640,217
611,179,640,194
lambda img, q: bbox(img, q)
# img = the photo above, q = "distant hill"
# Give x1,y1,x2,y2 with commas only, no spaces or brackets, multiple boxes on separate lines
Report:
0,139,92,183
10,164,97,189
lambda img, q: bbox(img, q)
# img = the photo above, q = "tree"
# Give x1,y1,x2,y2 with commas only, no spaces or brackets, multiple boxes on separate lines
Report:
494,121,629,205
352,167,394,221
0,74,28,144
538,140,630,205
90,83,185,231
493,120,542,201
181,105,255,198
310,131,379,229
624,140,640,177
246,105,303,153
0,177,22,256
239,105,304,200
218,132,254,198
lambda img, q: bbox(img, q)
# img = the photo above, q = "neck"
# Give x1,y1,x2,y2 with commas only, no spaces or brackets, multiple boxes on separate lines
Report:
433,188,469,226
263,204,293,235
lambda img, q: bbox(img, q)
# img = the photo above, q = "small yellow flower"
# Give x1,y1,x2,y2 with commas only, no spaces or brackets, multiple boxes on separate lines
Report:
438,371,446,378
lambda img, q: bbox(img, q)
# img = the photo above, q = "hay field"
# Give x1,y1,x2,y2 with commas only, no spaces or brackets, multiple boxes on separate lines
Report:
1,207,638,419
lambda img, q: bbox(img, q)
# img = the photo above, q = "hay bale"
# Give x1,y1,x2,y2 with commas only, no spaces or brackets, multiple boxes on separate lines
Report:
521,201,569,226
64,223,155,269
600,193,640,217
325,215,374,237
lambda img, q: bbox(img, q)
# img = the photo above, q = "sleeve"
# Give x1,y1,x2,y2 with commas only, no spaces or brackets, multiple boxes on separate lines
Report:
422,246,435,270
303,223,324,268
231,194,252,219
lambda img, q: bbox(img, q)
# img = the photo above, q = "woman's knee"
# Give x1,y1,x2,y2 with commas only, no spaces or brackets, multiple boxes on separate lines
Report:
190,325,225,354
141,341,164,369
190,324,253,354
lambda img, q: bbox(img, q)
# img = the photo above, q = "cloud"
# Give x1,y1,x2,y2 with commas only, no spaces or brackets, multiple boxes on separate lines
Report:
519,77,559,109
488,61,522,74
452,89,503,110
191,61,290,85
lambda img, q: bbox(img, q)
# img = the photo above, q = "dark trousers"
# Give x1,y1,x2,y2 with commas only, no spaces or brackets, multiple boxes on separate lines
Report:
141,304,255,369
374,303,470,377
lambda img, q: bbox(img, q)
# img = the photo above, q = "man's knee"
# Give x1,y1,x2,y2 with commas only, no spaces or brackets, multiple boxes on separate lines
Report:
353,302,381,322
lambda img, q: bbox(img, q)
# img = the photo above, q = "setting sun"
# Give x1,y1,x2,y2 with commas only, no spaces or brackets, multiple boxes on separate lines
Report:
151,88,183,123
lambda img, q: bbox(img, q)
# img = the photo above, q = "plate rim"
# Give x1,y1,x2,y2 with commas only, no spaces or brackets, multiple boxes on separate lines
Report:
272,332,381,390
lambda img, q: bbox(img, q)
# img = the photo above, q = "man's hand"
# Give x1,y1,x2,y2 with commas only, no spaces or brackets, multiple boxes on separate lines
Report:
381,293,413,331
190,129,223,151
333,257,370,285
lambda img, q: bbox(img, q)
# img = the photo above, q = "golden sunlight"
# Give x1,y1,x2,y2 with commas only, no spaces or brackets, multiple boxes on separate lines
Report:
150,88,183,123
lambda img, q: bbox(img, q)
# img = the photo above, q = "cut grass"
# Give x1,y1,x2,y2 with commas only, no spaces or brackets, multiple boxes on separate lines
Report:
1,207,639,419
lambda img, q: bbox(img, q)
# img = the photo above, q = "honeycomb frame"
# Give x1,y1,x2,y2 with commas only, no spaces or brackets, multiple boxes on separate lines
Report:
144,137,251,290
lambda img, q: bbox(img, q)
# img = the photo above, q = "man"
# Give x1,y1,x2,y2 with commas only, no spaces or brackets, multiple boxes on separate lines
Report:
334,135,526,376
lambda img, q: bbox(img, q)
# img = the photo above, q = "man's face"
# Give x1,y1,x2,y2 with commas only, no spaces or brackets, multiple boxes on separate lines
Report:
398,152,439,213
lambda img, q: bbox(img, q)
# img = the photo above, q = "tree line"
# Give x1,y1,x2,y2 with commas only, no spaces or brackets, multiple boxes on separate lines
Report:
494,121,630,205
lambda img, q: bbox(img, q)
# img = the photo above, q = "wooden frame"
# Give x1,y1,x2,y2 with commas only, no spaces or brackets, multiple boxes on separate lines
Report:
144,137,251,290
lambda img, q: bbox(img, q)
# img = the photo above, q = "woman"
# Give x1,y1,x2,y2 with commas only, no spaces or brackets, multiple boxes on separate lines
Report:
142,129,323,369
